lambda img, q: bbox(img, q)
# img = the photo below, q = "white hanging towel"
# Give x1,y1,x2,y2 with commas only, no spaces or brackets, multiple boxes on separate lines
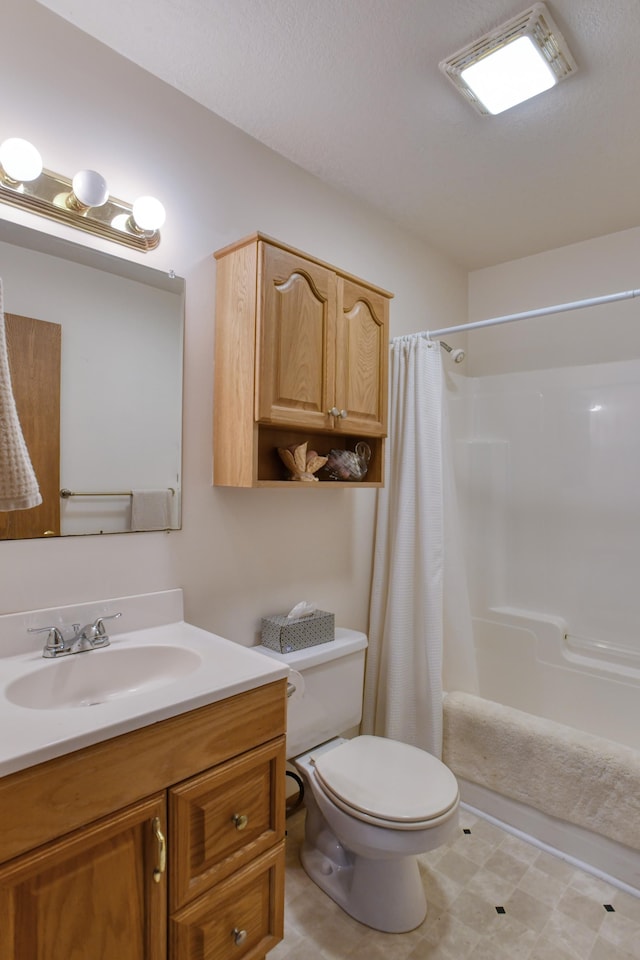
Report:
130,489,173,531
0,278,42,511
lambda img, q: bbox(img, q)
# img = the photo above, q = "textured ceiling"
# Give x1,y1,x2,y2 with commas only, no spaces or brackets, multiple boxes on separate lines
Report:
35,0,640,269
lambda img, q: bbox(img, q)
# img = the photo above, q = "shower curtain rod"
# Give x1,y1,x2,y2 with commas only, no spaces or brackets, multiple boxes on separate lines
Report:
420,287,640,340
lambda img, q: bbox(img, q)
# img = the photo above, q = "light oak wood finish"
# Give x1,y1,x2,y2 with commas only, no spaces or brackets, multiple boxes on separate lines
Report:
0,680,287,960
170,843,285,960
169,736,285,910
214,241,259,488
214,233,392,487
335,278,388,436
0,794,167,960
258,243,336,430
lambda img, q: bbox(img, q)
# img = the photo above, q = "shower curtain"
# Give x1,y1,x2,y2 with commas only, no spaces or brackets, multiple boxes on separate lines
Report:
362,335,476,758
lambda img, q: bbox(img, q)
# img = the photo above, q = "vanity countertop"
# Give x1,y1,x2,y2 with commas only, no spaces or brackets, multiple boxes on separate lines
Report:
0,613,288,778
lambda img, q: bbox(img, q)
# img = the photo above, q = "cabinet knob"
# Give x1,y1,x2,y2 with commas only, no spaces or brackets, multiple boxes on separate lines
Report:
328,407,348,419
232,928,248,946
232,812,249,830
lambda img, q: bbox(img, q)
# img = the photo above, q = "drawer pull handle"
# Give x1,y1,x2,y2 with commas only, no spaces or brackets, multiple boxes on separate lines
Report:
152,816,166,883
232,928,248,946
232,813,249,830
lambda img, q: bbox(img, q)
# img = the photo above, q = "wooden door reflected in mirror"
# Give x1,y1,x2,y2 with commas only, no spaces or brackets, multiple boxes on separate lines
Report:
0,314,61,540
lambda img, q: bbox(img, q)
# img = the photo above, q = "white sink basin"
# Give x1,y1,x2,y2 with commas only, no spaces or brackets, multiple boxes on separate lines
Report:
5,644,203,709
0,602,289,778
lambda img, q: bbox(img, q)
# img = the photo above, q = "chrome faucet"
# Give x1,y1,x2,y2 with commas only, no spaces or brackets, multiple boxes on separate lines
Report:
29,612,122,658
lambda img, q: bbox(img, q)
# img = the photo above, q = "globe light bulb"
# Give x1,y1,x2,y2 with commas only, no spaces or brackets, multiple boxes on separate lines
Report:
0,138,43,183
71,169,109,208
132,195,166,232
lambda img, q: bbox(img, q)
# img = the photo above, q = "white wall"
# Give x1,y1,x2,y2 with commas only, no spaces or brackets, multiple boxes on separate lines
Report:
453,227,640,721
0,1,466,643
467,226,640,377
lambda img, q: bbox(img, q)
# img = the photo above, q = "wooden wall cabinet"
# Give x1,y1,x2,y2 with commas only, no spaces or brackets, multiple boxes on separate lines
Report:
214,234,392,487
0,681,286,960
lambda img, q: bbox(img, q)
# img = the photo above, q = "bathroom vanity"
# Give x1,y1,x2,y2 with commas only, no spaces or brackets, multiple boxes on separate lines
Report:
0,590,288,960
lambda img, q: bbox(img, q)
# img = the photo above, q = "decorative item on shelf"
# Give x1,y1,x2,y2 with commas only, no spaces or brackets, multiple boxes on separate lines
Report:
277,441,328,481
0,137,166,251
324,441,372,481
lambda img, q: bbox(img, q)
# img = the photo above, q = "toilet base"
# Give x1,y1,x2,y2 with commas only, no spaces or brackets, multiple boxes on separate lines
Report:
293,740,459,932
300,835,427,933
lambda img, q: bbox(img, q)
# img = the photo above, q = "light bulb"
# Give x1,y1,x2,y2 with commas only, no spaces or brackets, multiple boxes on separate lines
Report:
71,169,109,208
0,138,43,183
132,195,166,232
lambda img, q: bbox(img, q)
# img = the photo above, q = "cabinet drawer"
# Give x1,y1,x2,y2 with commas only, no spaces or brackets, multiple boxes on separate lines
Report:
169,737,285,910
170,841,285,960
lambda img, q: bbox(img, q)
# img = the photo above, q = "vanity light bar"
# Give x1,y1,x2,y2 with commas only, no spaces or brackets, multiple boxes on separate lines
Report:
0,138,165,252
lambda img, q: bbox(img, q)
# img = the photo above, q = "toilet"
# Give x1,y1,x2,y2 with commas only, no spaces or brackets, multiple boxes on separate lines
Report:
257,628,460,933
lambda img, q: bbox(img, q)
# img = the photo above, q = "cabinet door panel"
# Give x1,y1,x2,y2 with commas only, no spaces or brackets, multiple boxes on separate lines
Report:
170,738,285,910
257,243,336,429
0,794,166,960
170,842,284,960
335,278,388,436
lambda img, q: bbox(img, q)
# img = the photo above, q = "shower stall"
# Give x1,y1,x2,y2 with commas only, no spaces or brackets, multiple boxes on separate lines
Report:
453,356,640,753
436,283,640,894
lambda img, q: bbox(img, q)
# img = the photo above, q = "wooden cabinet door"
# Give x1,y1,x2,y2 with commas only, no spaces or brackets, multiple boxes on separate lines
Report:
170,843,284,960
257,242,336,429
334,277,388,436
0,794,167,960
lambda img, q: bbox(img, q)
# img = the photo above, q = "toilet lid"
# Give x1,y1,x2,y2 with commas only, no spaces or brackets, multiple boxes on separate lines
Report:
312,736,459,825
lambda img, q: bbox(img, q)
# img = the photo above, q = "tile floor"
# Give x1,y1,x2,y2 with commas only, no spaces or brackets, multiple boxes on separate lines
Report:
270,806,640,959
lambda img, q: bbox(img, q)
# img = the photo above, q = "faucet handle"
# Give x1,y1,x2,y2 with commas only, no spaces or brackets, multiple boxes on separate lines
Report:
93,612,122,636
85,612,122,644
28,625,65,654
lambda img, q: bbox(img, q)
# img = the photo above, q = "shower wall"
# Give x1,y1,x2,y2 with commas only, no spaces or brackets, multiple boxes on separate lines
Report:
448,225,640,752
451,359,640,750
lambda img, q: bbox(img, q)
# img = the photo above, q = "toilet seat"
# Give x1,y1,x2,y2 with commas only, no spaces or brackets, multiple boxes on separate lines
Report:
311,735,459,831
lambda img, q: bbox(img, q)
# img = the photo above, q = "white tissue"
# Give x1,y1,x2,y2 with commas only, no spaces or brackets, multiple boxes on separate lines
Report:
286,600,316,620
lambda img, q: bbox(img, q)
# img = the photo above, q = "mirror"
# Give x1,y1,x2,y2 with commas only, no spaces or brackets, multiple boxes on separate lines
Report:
0,220,184,540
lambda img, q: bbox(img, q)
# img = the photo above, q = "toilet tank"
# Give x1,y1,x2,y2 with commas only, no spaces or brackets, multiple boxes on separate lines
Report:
257,628,368,759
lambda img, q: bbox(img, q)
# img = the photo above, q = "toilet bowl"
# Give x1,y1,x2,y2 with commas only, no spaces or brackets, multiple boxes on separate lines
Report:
257,629,460,933
294,735,459,932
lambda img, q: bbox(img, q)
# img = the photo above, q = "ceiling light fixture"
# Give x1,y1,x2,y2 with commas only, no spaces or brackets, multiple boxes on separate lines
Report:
439,2,577,116
0,138,165,251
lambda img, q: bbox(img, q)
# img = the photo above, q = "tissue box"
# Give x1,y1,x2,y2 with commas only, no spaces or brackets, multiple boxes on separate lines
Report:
260,610,335,653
